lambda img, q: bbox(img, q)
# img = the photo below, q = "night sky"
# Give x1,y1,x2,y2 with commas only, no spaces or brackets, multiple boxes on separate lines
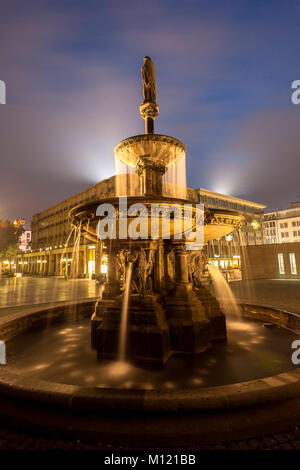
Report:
1,0,300,222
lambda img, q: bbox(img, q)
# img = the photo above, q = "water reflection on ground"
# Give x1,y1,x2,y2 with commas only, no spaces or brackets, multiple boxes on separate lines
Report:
0,277,100,309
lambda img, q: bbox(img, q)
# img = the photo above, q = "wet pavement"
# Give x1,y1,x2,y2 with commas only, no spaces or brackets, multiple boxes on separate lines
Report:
230,279,300,314
1,276,300,316
0,276,100,314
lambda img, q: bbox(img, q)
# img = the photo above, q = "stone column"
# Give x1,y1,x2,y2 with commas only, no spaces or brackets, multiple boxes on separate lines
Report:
95,242,102,278
83,245,88,276
136,159,166,197
102,251,121,298
174,245,189,285
49,254,55,275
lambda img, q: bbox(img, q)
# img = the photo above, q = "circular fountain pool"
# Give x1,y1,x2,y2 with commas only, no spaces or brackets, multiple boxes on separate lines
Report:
1,301,300,446
5,315,299,390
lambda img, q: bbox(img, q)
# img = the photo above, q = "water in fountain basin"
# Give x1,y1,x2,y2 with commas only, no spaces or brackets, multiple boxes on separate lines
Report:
207,264,241,317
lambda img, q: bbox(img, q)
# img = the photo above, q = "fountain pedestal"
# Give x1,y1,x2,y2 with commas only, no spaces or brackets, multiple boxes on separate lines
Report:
96,294,171,366
194,285,227,342
163,245,211,353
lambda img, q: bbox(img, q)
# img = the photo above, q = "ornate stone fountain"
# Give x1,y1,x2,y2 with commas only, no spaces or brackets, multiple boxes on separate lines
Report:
69,56,243,366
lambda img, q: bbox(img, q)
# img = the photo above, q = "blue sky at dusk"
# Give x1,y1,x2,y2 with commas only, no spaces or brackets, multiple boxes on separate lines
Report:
0,0,300,220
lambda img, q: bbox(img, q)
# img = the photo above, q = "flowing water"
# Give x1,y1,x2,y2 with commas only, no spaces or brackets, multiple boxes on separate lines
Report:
71,222,82,279
118,262,133,361
207,263,241,317
237,229,257,304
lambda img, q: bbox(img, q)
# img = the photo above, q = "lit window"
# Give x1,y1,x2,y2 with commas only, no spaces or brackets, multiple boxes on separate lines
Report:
289,253,297,275
278,253,285,274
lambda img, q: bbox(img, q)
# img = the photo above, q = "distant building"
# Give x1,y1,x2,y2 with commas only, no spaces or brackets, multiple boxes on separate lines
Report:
19,229,31,252
241,202,300,280
241,242,300,280
264,202,300,244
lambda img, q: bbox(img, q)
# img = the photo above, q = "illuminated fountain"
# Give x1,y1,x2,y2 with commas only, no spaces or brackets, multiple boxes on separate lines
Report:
69,57,244,366
1,57,300,447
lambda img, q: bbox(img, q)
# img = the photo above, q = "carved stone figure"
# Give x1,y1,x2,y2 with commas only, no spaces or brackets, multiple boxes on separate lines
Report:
130,248,155,296
116,250,127,282
141,56,156,104
189,252,207,288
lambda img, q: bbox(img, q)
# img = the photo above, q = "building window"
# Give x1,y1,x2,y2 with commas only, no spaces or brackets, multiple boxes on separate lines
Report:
289,253,297,275
278,253,285,274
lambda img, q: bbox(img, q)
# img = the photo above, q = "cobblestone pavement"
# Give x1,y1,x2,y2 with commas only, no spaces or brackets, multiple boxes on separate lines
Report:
1,425,300,450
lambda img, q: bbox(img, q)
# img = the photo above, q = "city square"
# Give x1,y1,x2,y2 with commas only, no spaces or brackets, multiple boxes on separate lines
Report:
1,0,300,459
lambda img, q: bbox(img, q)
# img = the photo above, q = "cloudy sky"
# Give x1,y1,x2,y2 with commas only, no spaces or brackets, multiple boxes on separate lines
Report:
0,0,300,221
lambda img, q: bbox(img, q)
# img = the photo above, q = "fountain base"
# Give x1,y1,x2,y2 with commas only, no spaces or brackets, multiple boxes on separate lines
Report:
163,284,211,354
92,283,227,365
95,295,171,366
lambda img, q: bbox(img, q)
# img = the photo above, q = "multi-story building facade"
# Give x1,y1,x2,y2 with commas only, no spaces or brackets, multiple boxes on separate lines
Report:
196,188,265,280
264,202,300,244
19,229,31,252
240,202,300,280
14,177,266,279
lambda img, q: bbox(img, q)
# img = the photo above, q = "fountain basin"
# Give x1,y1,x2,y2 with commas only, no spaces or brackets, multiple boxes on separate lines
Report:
69,196,244,244
114,134,186,169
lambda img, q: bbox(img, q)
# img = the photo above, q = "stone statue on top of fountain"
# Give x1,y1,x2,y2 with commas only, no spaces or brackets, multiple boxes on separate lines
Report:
140,57,159,134
141,56,156,104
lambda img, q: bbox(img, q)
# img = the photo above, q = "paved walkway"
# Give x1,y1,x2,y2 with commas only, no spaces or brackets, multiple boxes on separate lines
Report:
0,276,100,317
0,424,300,450
1,277,300,316
230,279,300,315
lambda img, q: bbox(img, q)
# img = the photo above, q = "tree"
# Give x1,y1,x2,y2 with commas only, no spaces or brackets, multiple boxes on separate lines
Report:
0,220,24,258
